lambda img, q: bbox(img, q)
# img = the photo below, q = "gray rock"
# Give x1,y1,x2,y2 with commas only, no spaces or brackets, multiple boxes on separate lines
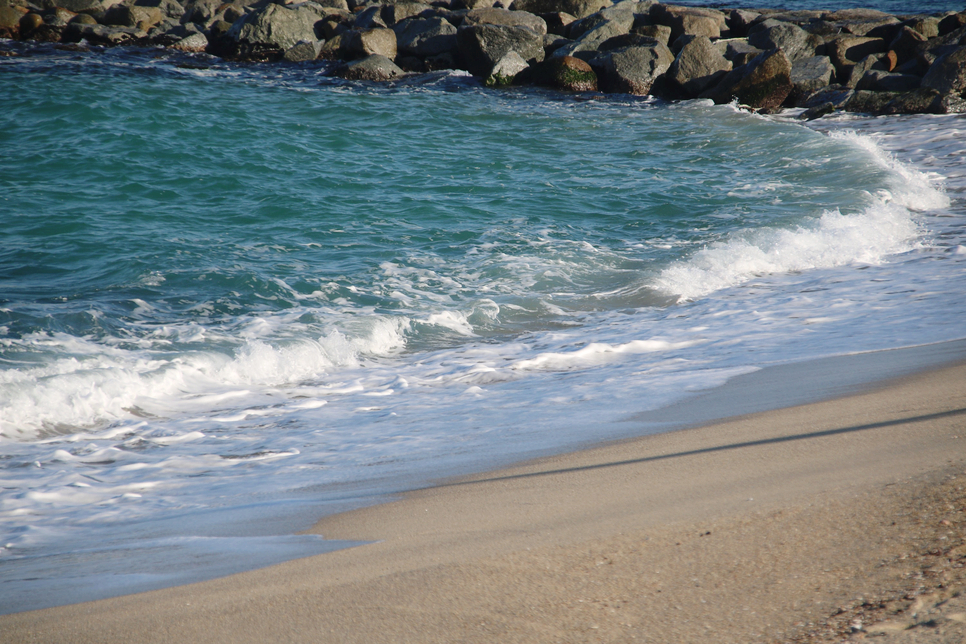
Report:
790,55,834,103
181,0,221,26
353,5,388,29
485,49,528,85
922,46,966,96
568,0,650,39
509,0,611,20
649,4,725,42
395,16,457,57
633,23,669,46
457,22,545,76
134,0,184,21
64,22,142,44
524,54,597,90
727,9,759,37
905,16,940,39
747,20,814,61
282,38,321,61
382,3,429,27
344,27,397,59
846,89,900,113
667,35,731,96
103,5,163,29
227,4,321,50
552,15,634,59
542,11,575,36
715,38,762,65
857,69,921,92
593,40,672,94
598,32,657,51
827,36,887,69
803,84,854,109
889,25,928,66
701,47,793,110
171,30,207,51
43,7,77,28
841,54,883,88
338,53,405,80
54,0,108,14
462,8,546,35
799,101,835,120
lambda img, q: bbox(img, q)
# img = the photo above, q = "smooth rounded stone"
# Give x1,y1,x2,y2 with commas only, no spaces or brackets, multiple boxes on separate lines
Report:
338,53,405,80
171,30,207,51
509,0,611,21
551,15,634,59
134,0,186,21
649,4,724,42
524,54,597,90
395,16,456,57
344,27,397,59
803,83,854,108
593,40,671,95
541,11,575,36
747,20,814,61
69,12,98,25
282,38,321,60
857,69,921,92
462,8,546,35
921,46,966,96
227,4,321,51
701,47,792,110
485,49,528,85
667,35,731,96
790,55,834,101
633,22,669,46
103,5,163,29
457,22,544,76
44,8,78,27
827,35,886,69
18,11,43,35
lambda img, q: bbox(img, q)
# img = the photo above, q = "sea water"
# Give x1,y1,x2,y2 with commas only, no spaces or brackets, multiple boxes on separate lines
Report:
2,29,966,613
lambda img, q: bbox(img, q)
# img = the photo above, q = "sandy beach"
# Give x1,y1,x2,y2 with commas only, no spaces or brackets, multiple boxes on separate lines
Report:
3,357,966,643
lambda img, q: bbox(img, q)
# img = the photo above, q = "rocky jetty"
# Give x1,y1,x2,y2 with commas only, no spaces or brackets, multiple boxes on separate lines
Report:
3,0,966,115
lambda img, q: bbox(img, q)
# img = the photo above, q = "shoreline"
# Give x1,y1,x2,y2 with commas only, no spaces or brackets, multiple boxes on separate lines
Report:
3,354,965,643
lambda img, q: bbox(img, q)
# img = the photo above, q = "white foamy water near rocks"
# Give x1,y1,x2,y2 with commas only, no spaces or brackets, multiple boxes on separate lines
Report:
1,48,965,613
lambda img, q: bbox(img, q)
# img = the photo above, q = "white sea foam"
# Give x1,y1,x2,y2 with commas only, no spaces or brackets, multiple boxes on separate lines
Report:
653,130,949,302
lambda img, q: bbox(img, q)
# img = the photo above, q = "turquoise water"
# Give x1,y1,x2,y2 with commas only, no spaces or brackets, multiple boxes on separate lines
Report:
2,43,966,613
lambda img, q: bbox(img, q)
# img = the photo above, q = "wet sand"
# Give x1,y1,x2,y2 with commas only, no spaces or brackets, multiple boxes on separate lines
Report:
3,360,965,643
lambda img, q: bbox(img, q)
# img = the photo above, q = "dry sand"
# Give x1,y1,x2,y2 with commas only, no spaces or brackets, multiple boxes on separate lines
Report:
3,360,966,644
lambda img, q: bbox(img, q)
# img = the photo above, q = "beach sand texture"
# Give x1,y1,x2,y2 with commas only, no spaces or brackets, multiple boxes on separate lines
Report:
3,360,965,644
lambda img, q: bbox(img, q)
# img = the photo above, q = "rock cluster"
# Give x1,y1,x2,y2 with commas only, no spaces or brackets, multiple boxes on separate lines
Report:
3,0,966,114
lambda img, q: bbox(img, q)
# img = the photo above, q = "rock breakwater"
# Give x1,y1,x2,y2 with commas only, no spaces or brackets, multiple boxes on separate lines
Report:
3,0,966,115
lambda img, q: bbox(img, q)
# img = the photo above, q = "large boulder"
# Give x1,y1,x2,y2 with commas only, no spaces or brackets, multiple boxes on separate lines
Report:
803,84,854,109
485,50,529,85
921,46,966,96
649,4,726,42
395,16,457,57
857,69,921,92
344,27,397,59
568,0,650,39
747,20,815,61
702,47,792,110
551,15,633,59
592,40,672,94
666,34,731,96
457,22,545,76
524,54,597,90
462,7,546,35
0,5,24,38
102,4,163,29
227,4,322,51
827,35,887,69
715,37,762,65
840,53,883,88
789,55,835,103
509,0,611,21
338,54,405,80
